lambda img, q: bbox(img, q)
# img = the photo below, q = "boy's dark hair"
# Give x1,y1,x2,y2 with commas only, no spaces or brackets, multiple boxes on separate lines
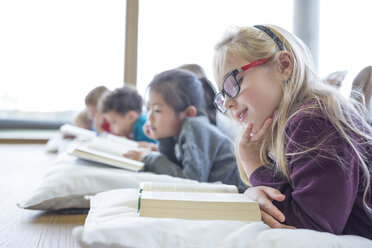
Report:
100,86,143,115
148,69,206,117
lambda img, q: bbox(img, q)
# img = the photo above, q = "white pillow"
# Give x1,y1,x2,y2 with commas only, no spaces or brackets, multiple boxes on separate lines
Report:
45,133,76,154
17,153,198,210
73,188,372,248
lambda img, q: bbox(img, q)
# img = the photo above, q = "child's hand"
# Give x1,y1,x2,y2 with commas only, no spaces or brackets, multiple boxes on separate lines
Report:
138,141,158,151
244,186,295,229
238,117,273,177
123,150,143,161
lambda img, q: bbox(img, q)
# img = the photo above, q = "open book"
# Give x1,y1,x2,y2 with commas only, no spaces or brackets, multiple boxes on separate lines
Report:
60,124,97,140
70,136,151,172
138,182,261,221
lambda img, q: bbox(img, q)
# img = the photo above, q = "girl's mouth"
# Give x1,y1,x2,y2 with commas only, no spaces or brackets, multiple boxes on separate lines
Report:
236,108,248,122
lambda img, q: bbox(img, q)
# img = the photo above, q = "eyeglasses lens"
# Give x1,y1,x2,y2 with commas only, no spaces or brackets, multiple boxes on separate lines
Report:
214,92,226,113
223,75,239,98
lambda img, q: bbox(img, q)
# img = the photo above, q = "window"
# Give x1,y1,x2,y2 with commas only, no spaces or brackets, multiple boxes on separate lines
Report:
319,0,372,97
2,0,371,125
138,0,372,100
137,0,293,96
0,0,126,123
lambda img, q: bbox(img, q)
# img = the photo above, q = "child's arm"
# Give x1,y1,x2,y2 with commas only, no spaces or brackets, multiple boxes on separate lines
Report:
142,138,211,181
249,116,361,235
138,141,158,151
139,137,184,176
244,186,295,229
142,153,188,178
143,119,224,182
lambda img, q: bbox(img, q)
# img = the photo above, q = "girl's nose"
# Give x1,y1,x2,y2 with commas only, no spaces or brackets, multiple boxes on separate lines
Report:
147,110,154,121
223,95,236,110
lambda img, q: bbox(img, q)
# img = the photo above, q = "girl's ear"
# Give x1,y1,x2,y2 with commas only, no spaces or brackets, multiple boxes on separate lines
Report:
183,106,197,118
277,51,293,80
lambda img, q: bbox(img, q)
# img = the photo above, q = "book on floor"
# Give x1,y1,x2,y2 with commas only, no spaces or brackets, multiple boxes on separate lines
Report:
138,182,261,221
60,124,97,140
70,136,150,172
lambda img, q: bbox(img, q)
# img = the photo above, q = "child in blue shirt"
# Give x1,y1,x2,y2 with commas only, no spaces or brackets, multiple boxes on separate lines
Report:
99,86,155,143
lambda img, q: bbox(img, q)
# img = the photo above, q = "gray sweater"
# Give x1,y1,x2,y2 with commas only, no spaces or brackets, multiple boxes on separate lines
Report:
142,116,247,192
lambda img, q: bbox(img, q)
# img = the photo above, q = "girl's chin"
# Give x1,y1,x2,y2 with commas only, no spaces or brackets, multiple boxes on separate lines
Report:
241,120,252,127
241,120,263,133
149,133,158,139
150,132,163,139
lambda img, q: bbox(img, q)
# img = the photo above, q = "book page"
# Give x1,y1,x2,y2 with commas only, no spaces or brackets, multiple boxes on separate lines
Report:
87,137,150,156
60,124,96,140
141,191,253,203
71,145,144,171
140,182,238,194
102,133,140,147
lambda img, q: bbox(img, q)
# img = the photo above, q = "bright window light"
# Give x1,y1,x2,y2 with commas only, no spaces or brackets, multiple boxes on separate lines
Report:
0,0,125,120
319,0,372,97
1,0,371,123
137,0,293,96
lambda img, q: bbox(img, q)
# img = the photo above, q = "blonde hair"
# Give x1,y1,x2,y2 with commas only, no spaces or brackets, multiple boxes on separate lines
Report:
73,109,92,129
213,25,372,216
85,86,109,106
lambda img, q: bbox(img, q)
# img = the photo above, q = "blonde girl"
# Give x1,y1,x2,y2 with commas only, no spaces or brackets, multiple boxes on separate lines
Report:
213,24,372,238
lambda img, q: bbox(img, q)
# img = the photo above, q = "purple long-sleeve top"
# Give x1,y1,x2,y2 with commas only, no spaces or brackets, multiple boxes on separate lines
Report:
250,110,372,239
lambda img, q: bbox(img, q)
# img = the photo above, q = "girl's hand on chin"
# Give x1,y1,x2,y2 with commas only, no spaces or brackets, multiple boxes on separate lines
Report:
238,116,273,177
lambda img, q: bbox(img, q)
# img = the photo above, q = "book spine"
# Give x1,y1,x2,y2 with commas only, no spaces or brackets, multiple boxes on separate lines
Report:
137,190,142,213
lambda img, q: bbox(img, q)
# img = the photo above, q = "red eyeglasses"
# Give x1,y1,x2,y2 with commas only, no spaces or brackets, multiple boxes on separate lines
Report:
213,57,272,113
